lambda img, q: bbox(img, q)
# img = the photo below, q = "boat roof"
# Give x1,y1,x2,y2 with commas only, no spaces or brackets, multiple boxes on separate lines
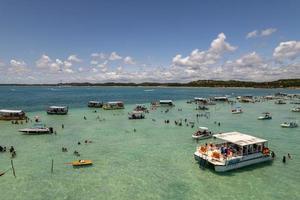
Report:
214,132,267,146
0,109,23,113
214,96,228,99
89,101,101,103
107,101,123,104
159,100,173,103
131,111,144,114
49,106,67,109
194,97,207,100
198,126,208,130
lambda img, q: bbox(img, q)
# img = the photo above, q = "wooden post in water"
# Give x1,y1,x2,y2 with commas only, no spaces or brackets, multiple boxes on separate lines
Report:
51,159,54,174
11,160,16,178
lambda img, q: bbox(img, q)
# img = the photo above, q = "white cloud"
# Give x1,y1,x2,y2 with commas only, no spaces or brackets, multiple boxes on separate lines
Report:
9,59,28,74
67,54,82,62
261,28,277,36
109,51,122,60
172,33,237,69
246,30,258,39
246,28,277,39
91,52,106,59
35,54,76,73
123,56,135,64
273,40,300,61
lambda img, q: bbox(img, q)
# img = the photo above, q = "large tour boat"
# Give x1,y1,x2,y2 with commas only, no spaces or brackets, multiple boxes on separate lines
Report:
103,101,124,110
47,106,68,115
0,109,26,120
194,132,273,172
88,101,103,108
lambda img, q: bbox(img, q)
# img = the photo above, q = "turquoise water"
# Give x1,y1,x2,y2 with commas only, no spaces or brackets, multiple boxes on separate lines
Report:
0,87,300,200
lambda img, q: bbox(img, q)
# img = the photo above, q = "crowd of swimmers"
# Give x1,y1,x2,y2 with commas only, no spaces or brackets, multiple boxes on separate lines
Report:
0,145,16,158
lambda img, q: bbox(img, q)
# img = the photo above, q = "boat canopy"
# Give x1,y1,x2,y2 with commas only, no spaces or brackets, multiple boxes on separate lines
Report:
198,126,208,131
0,109,23,113
89,101,101,103
159,100,173,103
49,106,67,109
107,101,123,104
214,96,228,100
214,132,267,146
194,97,207,101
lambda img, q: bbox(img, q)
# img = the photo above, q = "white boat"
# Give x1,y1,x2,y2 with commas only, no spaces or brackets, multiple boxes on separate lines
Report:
47,106,68,115
291,107,300,112
159,100,174,106
194,132,273,172
258,112,272,120
0,109,26,120
275,99,286,104
280,122,298,128
19,124,53,134
213,96,228,102
88,101,103,108
128,111,145,119
103,101,124,110
192,127,213,139
232,107,243,114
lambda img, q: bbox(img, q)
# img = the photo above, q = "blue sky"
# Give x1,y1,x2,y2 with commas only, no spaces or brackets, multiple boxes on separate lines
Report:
0,0,300,83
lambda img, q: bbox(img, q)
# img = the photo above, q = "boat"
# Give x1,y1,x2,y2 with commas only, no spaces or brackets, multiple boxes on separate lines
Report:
280,122,298,128
103,101,124,110
194,132,273,172
232,107,243,114
192,127,213,139
275,99,286,104
19,123,53,134
213,96,228,102
239,96,254,103
291,107,300,112
88,101,103,108
257,112,272,120
0,109,26,120
70,159,93,167
133,104,148,112
159,100,175,106
128,111,145,119
47,106,68,115
194,97,208,104
196,105,209,110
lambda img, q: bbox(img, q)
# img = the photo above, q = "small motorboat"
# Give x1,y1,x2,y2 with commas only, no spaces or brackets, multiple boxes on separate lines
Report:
70,160,93,167
258,112,272,120
19,124,53,134
232,107,243,114
192,127,213,140
128,111,145,119
291,107,300,112
280,122,298,128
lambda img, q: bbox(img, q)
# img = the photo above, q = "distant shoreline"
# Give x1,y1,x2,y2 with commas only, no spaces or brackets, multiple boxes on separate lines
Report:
0,79,299,89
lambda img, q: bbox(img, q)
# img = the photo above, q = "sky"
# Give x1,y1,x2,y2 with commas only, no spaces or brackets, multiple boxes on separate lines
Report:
0,0,300,83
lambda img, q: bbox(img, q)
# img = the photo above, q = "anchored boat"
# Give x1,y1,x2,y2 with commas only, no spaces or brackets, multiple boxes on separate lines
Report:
258,112,272,120
19,123,53,134
0,109,26,120
128,111,145,119
88,101,103,108
194,132,273,172
103,101,124,110
192,127,213,140
47,106,68,115
280,122,298,128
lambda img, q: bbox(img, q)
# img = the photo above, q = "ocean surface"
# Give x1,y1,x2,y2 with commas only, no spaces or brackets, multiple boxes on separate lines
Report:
0,86,299,200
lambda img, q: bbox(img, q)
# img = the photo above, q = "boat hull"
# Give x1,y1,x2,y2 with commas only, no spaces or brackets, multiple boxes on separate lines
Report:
214,156,273,172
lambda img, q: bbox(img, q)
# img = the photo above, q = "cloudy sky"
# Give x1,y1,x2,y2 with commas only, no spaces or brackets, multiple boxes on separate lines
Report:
0,0,300,83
